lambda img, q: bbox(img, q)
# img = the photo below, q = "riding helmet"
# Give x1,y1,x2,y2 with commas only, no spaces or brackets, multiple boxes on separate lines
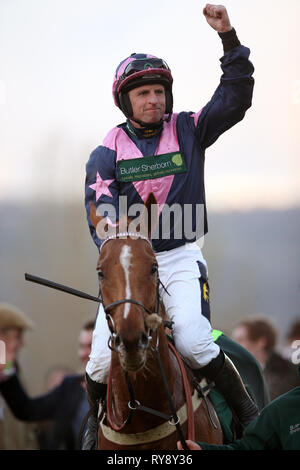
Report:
112,53,173,123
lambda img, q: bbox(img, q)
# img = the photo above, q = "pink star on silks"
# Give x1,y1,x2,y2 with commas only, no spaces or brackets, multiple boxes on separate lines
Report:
89,172,114,201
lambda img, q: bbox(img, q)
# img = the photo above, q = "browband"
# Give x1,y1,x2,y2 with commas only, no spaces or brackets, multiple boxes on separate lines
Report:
100,232,152,252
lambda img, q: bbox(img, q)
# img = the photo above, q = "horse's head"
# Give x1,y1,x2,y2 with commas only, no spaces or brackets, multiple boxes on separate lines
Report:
89,194,162,373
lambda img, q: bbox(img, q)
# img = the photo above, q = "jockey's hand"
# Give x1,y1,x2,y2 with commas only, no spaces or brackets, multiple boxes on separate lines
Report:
203,4,232,33
177,440,202,450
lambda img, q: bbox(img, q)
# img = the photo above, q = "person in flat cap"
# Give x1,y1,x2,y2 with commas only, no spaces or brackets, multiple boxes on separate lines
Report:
0,303,34,374
0,303,37,450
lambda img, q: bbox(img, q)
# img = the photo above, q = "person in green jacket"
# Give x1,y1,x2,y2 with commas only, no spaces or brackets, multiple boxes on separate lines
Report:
177,386,300,450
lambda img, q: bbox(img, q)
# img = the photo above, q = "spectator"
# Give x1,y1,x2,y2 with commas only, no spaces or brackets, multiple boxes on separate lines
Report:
177,368,300,450
43,365,74,392
0,302,37,450
281,318,300,362
232,316,299,401
35,365,73,449
0,318,95,449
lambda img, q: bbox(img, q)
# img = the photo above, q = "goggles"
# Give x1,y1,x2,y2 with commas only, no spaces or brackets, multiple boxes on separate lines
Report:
116,58,172,96
122,58,171,78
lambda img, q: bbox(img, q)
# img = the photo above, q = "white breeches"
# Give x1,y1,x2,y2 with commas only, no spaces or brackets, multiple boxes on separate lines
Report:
86,242,220,383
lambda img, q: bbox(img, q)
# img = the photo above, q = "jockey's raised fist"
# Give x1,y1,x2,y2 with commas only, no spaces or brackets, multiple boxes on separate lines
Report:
203,4,232,33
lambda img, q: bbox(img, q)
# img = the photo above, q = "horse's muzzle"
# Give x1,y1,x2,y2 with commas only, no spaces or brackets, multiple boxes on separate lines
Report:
114,331,149,372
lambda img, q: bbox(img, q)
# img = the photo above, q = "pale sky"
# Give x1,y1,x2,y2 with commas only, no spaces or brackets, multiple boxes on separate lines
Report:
1,0,299,210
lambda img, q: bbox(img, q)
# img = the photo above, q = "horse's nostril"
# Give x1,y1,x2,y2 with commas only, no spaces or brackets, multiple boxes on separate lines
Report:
114,334,122,350
140,332,149,349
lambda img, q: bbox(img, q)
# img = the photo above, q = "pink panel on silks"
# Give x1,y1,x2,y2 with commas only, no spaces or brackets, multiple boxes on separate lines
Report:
191,109,203,127
102,126,141,155
106,114,180,214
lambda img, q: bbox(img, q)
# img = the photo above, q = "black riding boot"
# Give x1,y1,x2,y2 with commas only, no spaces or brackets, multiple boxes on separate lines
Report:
199,350,259,430
82,373,107,450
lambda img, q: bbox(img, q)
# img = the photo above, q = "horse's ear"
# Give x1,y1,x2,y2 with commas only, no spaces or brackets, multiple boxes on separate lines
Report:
140,193,159,239
89,202,112,241
89,202,102,229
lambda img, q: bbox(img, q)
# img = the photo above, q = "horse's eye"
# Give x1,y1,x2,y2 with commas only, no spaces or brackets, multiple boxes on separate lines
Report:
97,270,104,280
151,264,158,275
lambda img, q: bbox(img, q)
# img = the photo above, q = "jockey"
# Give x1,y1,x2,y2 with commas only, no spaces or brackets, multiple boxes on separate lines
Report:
83,4,259,449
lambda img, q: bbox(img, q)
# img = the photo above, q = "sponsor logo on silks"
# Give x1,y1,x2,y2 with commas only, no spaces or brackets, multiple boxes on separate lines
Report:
290,423,300,435
117,152,187,182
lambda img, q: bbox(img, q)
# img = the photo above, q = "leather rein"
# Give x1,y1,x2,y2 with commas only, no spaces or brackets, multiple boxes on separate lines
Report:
24,232,194,450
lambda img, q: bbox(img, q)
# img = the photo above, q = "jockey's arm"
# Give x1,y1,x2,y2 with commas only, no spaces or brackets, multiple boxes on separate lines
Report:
193,4,254,150
85,144,120,251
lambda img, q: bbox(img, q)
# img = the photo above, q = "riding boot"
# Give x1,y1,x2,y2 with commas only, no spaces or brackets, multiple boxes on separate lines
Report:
82,373,107,450
197,350,259,431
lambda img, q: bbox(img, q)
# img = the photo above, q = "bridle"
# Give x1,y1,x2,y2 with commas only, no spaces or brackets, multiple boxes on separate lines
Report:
24,231,190,450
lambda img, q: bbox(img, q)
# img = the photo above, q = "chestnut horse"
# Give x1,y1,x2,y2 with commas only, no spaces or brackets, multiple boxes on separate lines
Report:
89,195,223,450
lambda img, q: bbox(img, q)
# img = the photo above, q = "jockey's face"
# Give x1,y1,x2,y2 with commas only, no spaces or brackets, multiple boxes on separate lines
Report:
128,84,166,127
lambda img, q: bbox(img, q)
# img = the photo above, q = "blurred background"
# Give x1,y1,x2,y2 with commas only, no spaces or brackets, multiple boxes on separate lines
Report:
1,0,299,396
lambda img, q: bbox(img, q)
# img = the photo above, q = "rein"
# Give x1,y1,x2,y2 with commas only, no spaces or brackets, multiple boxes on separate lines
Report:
24,232,190,450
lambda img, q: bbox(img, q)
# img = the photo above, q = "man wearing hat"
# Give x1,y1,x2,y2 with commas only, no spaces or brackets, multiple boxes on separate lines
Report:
0,303,37,450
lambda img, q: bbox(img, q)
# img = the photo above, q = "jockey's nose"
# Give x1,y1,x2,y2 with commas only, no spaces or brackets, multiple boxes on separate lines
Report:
148,90,159,104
